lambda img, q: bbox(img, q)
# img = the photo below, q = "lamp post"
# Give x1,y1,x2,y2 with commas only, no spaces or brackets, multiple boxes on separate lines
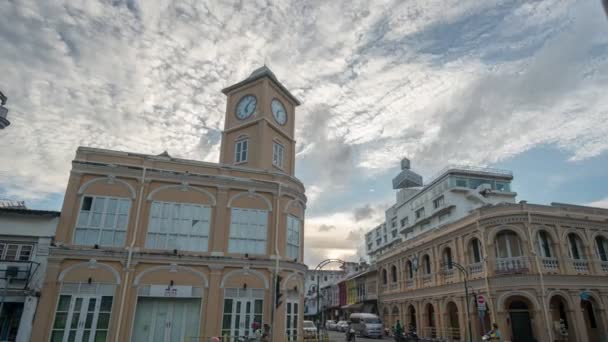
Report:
442,261,473,342
314,259,346,329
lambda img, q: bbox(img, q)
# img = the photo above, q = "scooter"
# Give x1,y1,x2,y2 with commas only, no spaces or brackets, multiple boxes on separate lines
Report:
345,328,356,341
481,334,491,341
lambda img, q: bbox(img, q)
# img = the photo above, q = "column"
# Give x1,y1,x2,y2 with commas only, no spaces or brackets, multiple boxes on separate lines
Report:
569,293,589,342
211,187,229,256
204,265,224,337
15,296,37,342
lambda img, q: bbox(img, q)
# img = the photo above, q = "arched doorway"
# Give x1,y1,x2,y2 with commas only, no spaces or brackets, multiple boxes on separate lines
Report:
549,295,575,342
392,306,401,329
382,306,390,328
581,297,606,342
446,301,460,340
407,305,417,331
508,299,534,342
425,303,436,338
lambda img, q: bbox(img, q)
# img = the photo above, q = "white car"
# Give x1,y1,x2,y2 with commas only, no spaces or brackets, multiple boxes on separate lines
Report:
326,320,337,330
336,320,349,332
303,320,317,339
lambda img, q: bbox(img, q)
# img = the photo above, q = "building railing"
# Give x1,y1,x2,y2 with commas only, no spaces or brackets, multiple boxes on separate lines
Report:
540,257,559,272
442,268,454,282
389,282,398,291
427,165,513,186
571,259,589,273
599,261,608,273
422,273,433,286
467,262,484,276
495,256,529,274
405,279,414,288
0,260,39,290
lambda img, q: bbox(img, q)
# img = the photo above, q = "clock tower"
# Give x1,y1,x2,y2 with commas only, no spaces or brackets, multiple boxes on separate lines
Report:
220,66,300,176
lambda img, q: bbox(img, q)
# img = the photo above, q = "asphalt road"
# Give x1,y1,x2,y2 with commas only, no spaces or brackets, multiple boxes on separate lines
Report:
326,330,391,342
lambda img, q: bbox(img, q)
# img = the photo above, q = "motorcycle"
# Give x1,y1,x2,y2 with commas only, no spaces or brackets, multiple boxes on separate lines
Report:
405,329,419,341
345,328,356,341
481,334,491,341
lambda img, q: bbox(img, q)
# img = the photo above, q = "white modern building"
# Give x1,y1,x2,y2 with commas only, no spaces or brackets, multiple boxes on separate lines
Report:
365,158,516,261
0,201,59,342
304,262,360,317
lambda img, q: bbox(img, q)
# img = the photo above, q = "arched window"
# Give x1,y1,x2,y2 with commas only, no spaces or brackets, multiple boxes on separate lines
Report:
391,265,398,283
423,255,431,274
568,233,585,260
443,247,453,269
406,260,413,278
382,269,388,285
469,238,483,263
537,231,553,258
596,236,608,262
495,231,523,258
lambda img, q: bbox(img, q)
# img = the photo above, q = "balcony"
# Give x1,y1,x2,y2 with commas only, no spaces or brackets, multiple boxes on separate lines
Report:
571,259,589,273
495,257,529,274
405,279,414,288
442,268,455,283
389,282,399,291
600,261,608,273
467,262,484,276
422,274,433,286
540,257,560,272
0,260,38,289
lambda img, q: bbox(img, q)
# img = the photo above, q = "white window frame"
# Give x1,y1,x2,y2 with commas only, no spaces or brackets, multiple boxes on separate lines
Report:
228,208,268,255
286,215,300,261
568,233,585,260
146,201,211,252
272,142,285,168
235,139,249,163
286,299,299,341
74,195,131,247
495,231,523,258
537,231,552,258
0,243,34,261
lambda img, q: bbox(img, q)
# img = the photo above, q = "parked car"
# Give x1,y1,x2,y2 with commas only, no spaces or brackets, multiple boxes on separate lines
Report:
336,320,349,332
303,320,317,340
349,313,383,338
326,320,337,330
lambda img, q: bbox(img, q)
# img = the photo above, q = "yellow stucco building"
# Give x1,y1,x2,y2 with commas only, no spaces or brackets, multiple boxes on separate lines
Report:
32,67,308,341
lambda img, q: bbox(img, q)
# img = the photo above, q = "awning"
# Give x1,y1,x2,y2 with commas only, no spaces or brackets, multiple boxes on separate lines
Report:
341,303,364,311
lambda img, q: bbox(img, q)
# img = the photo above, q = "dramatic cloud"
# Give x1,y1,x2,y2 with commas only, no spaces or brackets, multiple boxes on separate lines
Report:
317,224,336,232
353,204,375,222
1,0,607,266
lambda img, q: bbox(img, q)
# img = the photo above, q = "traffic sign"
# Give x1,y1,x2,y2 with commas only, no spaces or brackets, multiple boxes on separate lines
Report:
477,295,486,311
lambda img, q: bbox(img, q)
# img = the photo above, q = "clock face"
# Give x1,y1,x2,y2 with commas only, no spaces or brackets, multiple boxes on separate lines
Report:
271,99,287,125
236,95,257,120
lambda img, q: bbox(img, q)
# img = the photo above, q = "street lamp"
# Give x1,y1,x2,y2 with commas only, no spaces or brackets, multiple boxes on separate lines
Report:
314,259,346,329
441,261,473,342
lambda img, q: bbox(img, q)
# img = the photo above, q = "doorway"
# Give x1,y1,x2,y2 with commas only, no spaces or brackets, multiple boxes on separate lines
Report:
221,288,264,338
509,300,534,342
582,299,606,342
50,294,113,342
132,297,200,342
446,302,460,340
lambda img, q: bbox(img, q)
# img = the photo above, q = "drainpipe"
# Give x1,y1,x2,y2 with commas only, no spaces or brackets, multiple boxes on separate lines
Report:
477,217,496,324
269,182,282,342
114,166,146,342
525,207,553,342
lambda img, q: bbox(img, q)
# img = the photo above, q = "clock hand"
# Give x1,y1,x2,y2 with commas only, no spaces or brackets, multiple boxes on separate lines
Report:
246,99,254,113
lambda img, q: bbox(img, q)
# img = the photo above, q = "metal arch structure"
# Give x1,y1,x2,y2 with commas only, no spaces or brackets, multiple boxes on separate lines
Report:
314,258,347,326
441,261,473,342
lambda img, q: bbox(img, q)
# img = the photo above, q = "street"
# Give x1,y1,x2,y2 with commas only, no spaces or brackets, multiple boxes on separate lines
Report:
325,330,391,341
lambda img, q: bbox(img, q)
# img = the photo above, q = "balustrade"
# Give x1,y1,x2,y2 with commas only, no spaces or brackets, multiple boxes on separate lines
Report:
495,256,529,274
572,259,589,273
467,262,483,275
540,257,559,272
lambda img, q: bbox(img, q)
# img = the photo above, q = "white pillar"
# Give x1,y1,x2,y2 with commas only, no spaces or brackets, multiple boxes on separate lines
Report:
16,296,38,342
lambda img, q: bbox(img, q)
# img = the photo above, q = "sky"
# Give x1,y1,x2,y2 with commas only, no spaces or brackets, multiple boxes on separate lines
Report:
1,0,608,267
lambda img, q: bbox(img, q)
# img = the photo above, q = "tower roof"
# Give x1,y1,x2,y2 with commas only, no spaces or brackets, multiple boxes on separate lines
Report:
222,66,301,105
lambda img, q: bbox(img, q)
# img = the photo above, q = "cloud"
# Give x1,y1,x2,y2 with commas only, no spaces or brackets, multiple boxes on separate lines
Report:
586,198,608,209
1,0,607,266
353,204,374,222
318,224,336,232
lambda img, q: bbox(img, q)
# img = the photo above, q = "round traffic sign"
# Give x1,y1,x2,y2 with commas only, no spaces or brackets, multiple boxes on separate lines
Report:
477,295,485,304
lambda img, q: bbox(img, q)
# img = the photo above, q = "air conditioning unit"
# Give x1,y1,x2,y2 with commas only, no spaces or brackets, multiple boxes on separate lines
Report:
6,266,19,278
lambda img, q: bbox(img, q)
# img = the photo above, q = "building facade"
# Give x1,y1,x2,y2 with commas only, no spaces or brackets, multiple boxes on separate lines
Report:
31,67,308,341
366,160,516,262
0,202,59,342
377,202,608,342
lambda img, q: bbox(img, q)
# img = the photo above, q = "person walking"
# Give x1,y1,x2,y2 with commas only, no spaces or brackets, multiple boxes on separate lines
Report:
487,323,502,341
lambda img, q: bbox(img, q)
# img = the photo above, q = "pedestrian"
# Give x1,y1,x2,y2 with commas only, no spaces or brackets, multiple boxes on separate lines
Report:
260,323,271,342
487,323,502,341
394,320,404,338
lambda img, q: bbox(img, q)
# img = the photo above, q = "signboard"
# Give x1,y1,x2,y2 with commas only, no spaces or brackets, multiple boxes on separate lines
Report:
149,285,193,298
477,295,486,311
580,292,590,301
